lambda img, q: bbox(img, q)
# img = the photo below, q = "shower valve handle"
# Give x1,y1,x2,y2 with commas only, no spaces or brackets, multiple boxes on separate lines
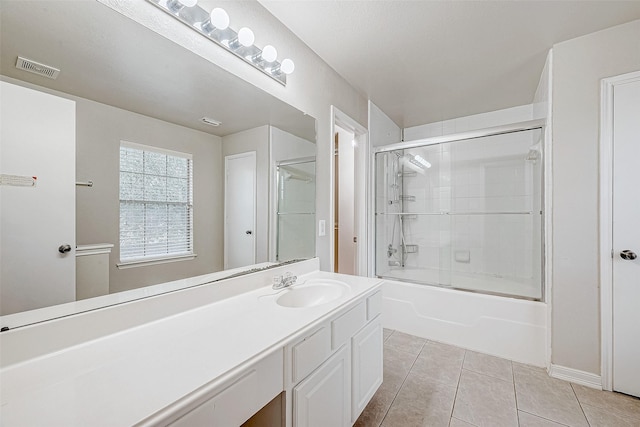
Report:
620,250,637,260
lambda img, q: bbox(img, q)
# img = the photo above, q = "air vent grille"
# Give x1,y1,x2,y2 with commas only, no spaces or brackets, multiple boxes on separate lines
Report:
15,56,60,79
200,117,222,127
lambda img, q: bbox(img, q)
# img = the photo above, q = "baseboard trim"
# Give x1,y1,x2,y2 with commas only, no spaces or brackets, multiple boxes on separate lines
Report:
548,364,602,389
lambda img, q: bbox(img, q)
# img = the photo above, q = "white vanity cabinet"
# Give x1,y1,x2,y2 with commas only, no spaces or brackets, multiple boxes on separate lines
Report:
293,345,350,427
351,317,383,422
167,349,283,427
287,289,383,427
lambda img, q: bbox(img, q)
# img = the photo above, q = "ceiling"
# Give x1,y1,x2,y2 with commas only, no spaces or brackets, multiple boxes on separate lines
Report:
259,0,640,128
0,0,315,141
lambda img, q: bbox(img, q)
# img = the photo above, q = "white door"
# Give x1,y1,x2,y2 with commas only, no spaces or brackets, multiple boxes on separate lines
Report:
612,78,640,397
224,152,256,269
0,81,76,316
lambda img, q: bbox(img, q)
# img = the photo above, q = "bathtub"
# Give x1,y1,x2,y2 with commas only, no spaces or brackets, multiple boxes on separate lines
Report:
382,278,547,366
380,266,541,300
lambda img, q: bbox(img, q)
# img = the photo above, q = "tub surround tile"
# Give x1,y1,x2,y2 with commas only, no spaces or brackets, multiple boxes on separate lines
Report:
518,411,569,426
513,363,588,426
384,331,426,357
580,403,640,427
571,383,640,421
452,369,518,427
463,350,514,383
410,340,465,387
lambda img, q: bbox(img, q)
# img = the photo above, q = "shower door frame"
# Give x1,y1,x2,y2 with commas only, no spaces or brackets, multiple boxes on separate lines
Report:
373,119,547,301
273,156,316,262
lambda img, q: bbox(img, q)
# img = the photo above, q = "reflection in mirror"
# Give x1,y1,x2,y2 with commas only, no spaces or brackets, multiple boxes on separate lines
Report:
276,158,316,262
0,0,316,328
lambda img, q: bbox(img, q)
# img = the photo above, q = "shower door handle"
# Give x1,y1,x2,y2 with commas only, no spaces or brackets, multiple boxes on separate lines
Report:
620,250,637,260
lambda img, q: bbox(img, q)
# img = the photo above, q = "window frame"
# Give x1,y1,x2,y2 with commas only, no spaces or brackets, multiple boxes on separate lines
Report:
117,140,196,269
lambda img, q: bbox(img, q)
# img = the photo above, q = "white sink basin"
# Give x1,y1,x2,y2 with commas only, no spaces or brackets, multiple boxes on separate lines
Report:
276,280,348,308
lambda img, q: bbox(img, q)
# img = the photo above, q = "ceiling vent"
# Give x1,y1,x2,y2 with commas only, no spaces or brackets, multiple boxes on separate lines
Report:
15,56,60,80
200,117,222,127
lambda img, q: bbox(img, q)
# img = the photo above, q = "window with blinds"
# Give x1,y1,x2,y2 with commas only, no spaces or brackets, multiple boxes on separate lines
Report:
119,141,193,263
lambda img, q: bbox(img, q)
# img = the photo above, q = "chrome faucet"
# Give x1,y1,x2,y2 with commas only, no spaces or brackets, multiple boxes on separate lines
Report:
273,272,297,290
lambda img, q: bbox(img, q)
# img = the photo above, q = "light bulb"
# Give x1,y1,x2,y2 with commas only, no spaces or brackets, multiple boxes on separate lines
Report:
237,27,255,47
280,58,295,75
209,8,229,30
262,45,277,63
178,0,198,7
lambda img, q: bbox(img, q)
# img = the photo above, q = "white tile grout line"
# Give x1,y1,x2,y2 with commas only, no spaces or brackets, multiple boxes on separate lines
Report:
378,334,426,427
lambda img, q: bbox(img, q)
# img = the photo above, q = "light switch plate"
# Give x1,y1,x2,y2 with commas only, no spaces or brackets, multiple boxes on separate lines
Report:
318,220,326,236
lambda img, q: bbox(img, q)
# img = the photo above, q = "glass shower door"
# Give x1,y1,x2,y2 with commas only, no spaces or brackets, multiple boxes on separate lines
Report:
375,128,544,300
276,158,316,261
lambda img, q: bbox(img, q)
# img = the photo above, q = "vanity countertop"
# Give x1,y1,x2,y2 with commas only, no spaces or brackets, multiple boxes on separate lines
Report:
0,270,382,426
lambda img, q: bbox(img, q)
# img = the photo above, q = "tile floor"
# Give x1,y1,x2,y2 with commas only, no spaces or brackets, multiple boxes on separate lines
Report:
355,329,640,427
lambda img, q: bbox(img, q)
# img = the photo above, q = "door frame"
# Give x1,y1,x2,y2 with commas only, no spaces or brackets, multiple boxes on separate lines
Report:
330,106,369,275
599,70,640,391
224,151,257,270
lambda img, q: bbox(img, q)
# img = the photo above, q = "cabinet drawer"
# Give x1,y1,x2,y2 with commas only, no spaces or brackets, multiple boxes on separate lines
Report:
292,326,331,383
331,301,366,350
366,291,382,321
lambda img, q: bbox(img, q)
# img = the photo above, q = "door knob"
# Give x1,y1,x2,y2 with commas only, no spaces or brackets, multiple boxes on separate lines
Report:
245,230,252,235
58,244,72,254
620,250,637,260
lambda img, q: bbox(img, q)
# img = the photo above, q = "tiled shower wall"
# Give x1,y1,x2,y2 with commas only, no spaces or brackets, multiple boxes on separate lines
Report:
376,127,543,299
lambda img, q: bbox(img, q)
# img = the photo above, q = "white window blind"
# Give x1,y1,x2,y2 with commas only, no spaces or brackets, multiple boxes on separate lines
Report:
119,141,193,262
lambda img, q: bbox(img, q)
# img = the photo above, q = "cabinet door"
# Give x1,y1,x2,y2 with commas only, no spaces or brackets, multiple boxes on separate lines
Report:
293,345,350,427
351,318,383,423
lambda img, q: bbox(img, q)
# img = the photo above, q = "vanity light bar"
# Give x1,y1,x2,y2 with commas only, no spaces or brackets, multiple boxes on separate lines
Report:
146,0,294,86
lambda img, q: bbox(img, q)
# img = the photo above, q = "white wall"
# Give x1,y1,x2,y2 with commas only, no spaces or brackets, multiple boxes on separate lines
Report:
533,52,552,121
100,0,369,271
270,127,315,162
551,19,640,375
403,104,534,141
222,125,270,264
369,101,401,147
76,97,223,293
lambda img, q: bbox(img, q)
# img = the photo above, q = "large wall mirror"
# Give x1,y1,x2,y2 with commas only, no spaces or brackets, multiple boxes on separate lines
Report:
0,0,317,329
